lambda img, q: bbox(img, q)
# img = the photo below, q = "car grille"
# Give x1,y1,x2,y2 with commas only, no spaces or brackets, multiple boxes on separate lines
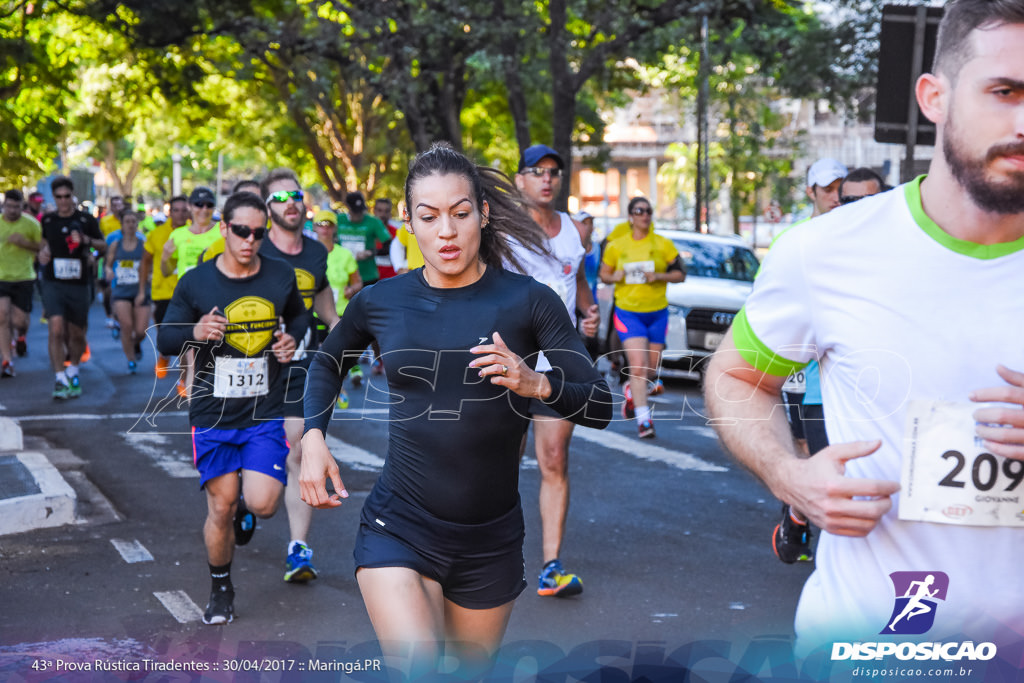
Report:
686,308,737,350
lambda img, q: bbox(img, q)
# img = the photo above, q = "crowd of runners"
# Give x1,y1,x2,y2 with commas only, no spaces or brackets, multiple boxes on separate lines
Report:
2,0,1023,677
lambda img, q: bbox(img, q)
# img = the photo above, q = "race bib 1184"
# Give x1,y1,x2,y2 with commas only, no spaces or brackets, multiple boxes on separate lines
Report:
901,400,1024,527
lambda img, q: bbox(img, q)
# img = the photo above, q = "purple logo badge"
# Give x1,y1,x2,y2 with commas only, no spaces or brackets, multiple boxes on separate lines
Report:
881,571,949,635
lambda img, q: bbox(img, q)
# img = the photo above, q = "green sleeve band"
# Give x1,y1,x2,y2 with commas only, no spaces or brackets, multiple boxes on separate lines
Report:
731,308,808,377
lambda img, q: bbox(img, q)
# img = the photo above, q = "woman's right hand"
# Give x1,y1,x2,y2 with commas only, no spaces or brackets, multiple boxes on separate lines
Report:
299,429,349,508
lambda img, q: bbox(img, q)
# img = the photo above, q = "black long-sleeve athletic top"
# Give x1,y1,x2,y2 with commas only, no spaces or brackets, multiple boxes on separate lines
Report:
304,266,612,523
157,256,309,429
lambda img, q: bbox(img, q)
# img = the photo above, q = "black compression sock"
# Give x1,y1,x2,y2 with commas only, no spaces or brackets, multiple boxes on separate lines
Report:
210,562,233,593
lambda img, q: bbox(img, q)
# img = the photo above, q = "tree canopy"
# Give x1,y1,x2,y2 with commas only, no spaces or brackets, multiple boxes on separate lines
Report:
1,0,881,214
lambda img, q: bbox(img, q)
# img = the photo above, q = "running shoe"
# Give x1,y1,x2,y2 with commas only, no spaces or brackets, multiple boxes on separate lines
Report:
1,361,13,378
371,358,384,375
202,588,235,625
81,344,91,363
234,498,256,546
128,360,138,375
53,381,72,400
538,559,583,598
14,336,26,357
622,384,635,419
284,542,319,583
154,356,169,379
110,321,121,339
176,379,188,399
336,391,349,410
648,379,665,396
638,420,656,439
772,504,814,564
68,375,82,398
348,364,364,388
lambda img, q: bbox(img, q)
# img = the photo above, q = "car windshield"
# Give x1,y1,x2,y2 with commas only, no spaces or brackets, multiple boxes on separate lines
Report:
672,239,759,282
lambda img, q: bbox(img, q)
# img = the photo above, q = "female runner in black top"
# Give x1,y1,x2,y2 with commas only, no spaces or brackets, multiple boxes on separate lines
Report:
300,143,612,677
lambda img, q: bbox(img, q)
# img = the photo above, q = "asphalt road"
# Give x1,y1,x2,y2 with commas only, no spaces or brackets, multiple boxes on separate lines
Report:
0,300,817,682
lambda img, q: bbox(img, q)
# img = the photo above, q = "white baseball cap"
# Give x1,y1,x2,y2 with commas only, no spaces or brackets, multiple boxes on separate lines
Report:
807,158,848,188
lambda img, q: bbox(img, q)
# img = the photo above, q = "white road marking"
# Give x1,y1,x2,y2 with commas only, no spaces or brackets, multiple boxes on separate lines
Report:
123,433,198,479
16,412,190,421
110,539,154,564
325,433,385,471
153,590,204,624
574,426,727,472
678,425,719,439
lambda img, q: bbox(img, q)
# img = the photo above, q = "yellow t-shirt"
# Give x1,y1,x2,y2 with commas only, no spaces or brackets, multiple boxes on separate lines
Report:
604,221,630,244
99,213,121,238
602,230,680,313
167,223,221,277
397,228,424,270
198,236,225,264
0,214,41,282
143,222,179,300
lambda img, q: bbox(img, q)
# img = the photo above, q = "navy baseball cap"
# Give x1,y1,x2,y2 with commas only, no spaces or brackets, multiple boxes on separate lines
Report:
189,187,216,205
518,144,564,172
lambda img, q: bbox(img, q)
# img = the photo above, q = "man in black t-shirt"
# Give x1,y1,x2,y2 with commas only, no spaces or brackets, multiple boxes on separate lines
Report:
259,168,339,584
157,191,308,625
37,176,106,399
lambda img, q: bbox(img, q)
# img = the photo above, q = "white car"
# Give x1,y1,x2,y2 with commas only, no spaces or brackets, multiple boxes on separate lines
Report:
596,230,759,380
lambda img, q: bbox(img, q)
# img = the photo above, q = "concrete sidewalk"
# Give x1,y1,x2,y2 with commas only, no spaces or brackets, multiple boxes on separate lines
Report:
0,416,120,536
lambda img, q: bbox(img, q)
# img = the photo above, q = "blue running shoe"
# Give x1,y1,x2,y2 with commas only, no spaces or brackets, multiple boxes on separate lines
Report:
68,375,82,398
538,559,583,597
128,360,137,374
284,542,319,583
234,497,256,546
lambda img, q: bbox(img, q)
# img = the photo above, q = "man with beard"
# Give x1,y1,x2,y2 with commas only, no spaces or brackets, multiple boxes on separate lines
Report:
260,168,339,583
705,0,1024,657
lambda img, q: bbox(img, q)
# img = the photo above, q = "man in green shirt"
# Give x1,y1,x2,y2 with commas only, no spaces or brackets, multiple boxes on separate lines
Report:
0,189,42,376
336,191,391,286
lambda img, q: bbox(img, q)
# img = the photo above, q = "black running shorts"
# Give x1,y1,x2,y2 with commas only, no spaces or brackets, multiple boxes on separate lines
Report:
354,480,527,609
0,280,33,313
41,280,91,328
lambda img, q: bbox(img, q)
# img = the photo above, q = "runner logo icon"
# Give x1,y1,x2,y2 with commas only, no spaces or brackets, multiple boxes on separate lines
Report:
881,571,949,635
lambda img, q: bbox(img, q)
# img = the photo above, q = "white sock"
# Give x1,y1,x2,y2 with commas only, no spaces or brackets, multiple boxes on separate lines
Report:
56,371,68,385
636,405,652,424
289,540,307,554
65,364,79,379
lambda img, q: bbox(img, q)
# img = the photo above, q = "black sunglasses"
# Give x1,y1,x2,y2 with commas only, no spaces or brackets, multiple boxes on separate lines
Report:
630,207,653,216
228,223,267,240
192,202,215,209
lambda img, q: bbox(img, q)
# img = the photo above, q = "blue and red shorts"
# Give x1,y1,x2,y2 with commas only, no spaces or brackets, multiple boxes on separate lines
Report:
613,307,669,345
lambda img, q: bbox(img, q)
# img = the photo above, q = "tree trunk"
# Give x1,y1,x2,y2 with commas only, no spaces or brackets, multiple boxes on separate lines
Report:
548,0,573,212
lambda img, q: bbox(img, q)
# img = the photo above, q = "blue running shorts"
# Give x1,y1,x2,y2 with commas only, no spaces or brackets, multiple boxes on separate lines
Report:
613,307,669,345
191,420,289,488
